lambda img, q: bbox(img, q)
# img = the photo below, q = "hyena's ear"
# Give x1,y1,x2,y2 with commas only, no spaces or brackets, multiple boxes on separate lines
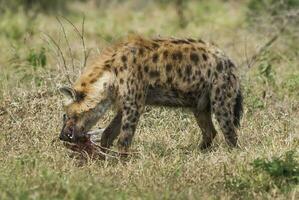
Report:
59,86,77,102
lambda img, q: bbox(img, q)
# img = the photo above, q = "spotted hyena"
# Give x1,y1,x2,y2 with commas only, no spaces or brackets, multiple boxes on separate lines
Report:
59,35,243,153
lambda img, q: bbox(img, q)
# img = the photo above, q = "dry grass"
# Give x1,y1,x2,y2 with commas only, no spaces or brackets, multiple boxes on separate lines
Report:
0,1,298,199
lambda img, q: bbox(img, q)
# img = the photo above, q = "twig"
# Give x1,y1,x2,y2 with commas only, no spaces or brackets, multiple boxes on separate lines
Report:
60,15,89,70
42,32,73,85
56,17,75,76
90,140,140,156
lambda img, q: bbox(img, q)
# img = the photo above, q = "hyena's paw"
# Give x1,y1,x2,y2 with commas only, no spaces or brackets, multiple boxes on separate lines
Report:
224,134,238,148
199,141,213,151
117,134,131,157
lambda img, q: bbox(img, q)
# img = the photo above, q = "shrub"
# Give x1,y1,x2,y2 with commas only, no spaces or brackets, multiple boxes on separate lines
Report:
225,150,299,197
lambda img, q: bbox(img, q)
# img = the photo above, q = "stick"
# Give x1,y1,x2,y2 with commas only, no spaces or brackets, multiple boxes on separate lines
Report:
60,15,90,70
42,32,73,85
56,17,75,75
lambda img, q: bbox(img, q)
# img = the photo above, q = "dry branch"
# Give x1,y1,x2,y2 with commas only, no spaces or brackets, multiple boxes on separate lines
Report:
60,15,90,70
42,32,73,85
56,17,75,75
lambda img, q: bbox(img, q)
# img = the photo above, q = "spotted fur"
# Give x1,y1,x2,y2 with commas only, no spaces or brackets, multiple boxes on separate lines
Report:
59,35,243,152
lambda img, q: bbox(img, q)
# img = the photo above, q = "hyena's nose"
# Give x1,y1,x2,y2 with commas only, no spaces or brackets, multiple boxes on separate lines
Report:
59,130,73,142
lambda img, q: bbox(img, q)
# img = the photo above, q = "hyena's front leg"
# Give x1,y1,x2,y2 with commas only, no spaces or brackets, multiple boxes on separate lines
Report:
100,112,122,148
117,99,143,154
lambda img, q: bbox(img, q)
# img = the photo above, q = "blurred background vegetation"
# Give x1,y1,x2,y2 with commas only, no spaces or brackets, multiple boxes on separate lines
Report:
0,0,298,199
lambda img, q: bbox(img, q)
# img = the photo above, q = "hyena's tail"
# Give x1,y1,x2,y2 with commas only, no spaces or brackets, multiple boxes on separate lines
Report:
211,59,243,146
233,89,243,128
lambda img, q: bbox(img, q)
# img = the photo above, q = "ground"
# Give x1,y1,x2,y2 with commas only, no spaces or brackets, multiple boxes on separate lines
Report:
0,1,298,199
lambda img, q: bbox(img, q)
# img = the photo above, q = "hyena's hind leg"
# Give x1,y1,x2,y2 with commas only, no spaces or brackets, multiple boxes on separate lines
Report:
193,94,217,150
211,79,243,147
193,109,218,150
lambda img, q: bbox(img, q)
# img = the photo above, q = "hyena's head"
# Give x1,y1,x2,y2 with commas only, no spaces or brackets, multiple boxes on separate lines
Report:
59,71,114,143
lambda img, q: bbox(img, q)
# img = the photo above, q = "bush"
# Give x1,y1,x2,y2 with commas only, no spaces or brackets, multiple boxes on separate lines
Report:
225,150,299,197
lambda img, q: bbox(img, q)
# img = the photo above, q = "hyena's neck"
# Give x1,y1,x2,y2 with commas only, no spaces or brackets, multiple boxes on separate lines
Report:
71,65,116,114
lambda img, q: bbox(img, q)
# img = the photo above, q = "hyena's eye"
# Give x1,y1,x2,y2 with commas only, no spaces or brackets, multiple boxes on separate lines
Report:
63,114,68,121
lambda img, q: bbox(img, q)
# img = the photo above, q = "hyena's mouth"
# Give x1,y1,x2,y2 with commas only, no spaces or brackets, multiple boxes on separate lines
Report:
63,128,106,159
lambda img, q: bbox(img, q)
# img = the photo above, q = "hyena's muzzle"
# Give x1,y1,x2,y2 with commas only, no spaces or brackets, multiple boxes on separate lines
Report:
59,116,89,143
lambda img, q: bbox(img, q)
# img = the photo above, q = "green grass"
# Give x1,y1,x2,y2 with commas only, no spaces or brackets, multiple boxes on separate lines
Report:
0,1,298,199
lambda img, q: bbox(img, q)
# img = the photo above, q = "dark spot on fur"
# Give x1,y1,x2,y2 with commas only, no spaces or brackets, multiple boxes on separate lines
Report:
220,100,225,108
216,88,220,95
138,65,142,72
139,48,144,56
185,65,192,76
152,53,159,63
121,55,127,63
152,43,160,48
167,77,172,83
104,64,110,70
122,123,130,130
166,64,172,72
120,78,124,84
114,68,118,76
88,73,93,77
225,120,230,127
214,72,218,79
190,53,199,64
81,82,86,87
90,78,97,84
137,93,142,100
163,50,169,58
149,70,160,78
172,51,183,61
187,38,196,42
76,91,86,102
223,112,229,118
216,62,223,72
177,68,182,78
207,69,211,77
202,53,208,61
196,70,201,76
144,65,149,73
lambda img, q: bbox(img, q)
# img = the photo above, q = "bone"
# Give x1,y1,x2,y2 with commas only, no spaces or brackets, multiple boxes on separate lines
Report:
87,128,105,142
87,128,105,135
